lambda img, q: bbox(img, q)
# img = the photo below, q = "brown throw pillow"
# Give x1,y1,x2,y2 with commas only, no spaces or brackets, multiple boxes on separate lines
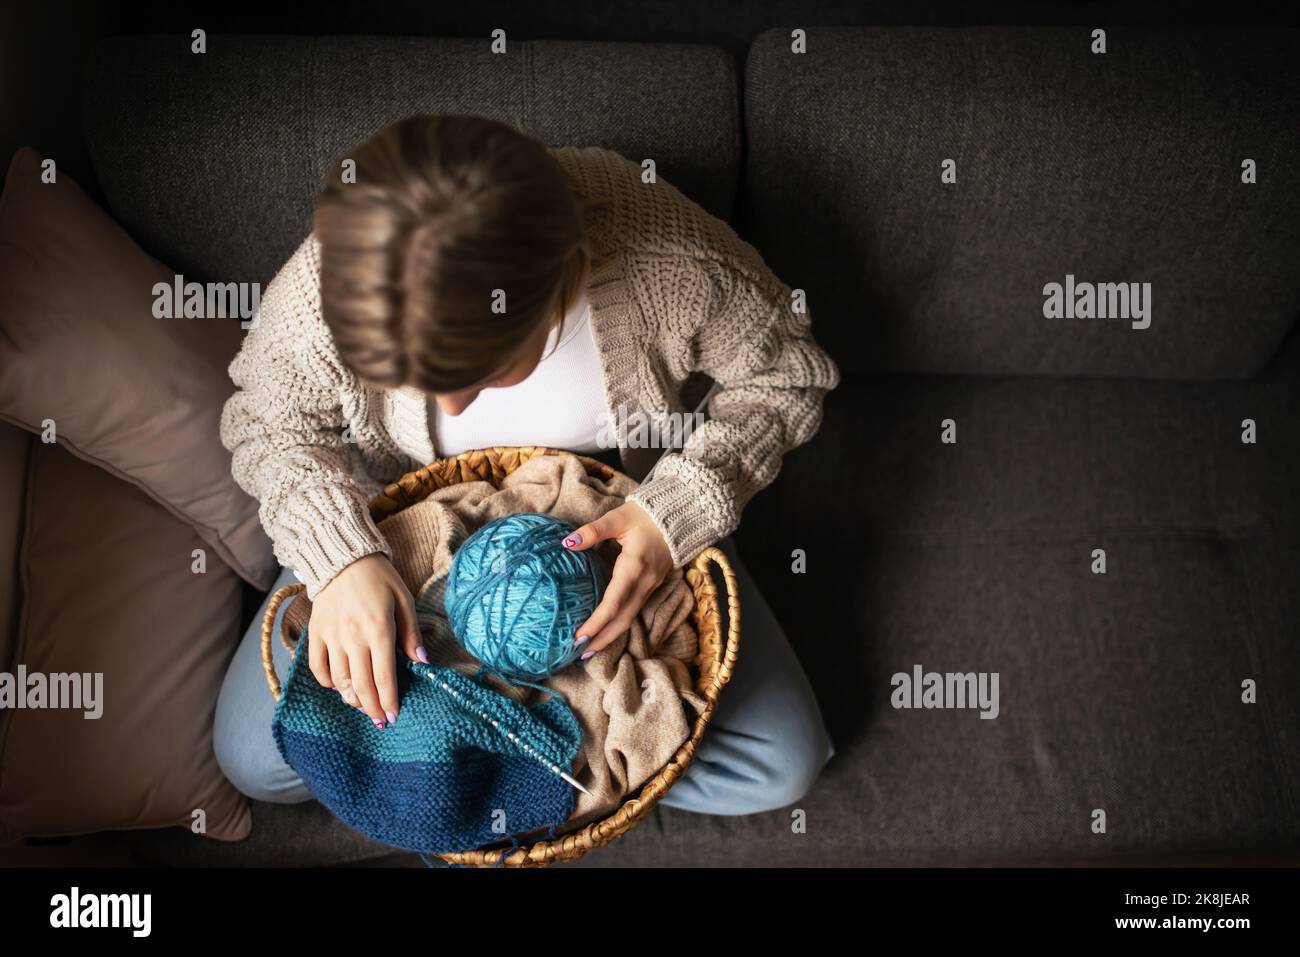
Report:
0,441,251,843
0,147,274,589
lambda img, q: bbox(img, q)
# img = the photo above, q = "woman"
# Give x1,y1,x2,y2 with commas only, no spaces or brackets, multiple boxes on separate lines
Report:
215,114,840,817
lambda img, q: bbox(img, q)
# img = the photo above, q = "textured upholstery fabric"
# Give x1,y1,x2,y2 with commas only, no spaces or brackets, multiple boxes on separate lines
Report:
744,27,1300,378
83,35,741,288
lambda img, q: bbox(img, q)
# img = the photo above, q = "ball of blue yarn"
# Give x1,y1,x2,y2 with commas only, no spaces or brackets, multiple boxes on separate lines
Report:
444,512,608,680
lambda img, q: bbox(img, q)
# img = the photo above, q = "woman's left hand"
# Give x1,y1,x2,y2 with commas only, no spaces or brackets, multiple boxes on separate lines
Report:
563,501,673,657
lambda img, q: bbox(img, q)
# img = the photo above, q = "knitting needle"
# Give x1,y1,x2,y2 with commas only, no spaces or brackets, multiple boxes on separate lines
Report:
560,772,592,795
426,673,593,797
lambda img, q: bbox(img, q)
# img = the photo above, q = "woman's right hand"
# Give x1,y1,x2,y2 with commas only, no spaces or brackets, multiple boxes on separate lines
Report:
307,553,426,728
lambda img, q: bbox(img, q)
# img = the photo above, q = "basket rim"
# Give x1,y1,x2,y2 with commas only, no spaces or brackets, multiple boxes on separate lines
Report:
261,445,740,867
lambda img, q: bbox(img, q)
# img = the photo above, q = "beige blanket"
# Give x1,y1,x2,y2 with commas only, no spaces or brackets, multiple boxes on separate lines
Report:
281,453,705,828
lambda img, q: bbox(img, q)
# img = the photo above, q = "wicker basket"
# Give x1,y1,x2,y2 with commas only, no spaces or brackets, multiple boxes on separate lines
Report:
260,445,740,867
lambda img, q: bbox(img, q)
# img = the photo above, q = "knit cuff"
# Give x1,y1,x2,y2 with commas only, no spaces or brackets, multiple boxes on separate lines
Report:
275,502,392,600
626,470,731,569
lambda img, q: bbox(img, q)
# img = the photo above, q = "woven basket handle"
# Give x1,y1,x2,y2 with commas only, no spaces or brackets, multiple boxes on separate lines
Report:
261,583,306,701
686,545,741,706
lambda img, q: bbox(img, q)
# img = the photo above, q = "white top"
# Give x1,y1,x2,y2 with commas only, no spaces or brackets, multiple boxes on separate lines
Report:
427,286,612,457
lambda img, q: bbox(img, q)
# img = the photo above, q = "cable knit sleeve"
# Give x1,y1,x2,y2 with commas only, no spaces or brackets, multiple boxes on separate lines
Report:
626,257,841,568
219,235,392,599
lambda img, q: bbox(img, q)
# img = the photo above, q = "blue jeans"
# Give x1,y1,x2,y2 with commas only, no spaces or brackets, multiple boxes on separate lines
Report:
214,536,834,816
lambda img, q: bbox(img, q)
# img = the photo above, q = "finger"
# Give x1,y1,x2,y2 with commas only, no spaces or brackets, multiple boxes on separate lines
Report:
328,644,364,709
585,578,656,655
371,613,401,724
394,588,427,665
563,510,625,552
336,679,359,709
308,628,333,689
327,639,351,693
575,560,640,645
348,645,386,727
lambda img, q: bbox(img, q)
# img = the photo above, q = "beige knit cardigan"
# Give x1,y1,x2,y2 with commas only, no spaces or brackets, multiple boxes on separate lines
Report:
219,145,841,599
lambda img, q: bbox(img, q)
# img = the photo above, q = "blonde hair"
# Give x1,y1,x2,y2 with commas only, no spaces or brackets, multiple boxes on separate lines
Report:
314,114,606,392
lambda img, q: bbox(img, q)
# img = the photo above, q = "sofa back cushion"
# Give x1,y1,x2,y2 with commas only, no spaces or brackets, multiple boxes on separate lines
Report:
83,35,741,287
744,27,1300,379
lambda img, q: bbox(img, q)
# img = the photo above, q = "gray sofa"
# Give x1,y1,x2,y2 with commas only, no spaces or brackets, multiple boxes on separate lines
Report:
78,27,1299,865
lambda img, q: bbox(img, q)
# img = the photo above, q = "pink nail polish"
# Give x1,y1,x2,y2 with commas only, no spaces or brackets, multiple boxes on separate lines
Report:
574,634,589,646
563,533,582,549
385,710,397,724
416,647,430,664
580,650,594,660
374,720,385,730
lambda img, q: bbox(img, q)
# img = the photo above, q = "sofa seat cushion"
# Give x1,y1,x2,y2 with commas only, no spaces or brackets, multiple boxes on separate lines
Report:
550,538,1299,866
703,341,1300,863
744,330,1300,551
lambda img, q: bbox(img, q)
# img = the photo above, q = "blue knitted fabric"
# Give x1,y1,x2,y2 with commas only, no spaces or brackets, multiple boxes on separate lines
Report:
271,627,581,855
